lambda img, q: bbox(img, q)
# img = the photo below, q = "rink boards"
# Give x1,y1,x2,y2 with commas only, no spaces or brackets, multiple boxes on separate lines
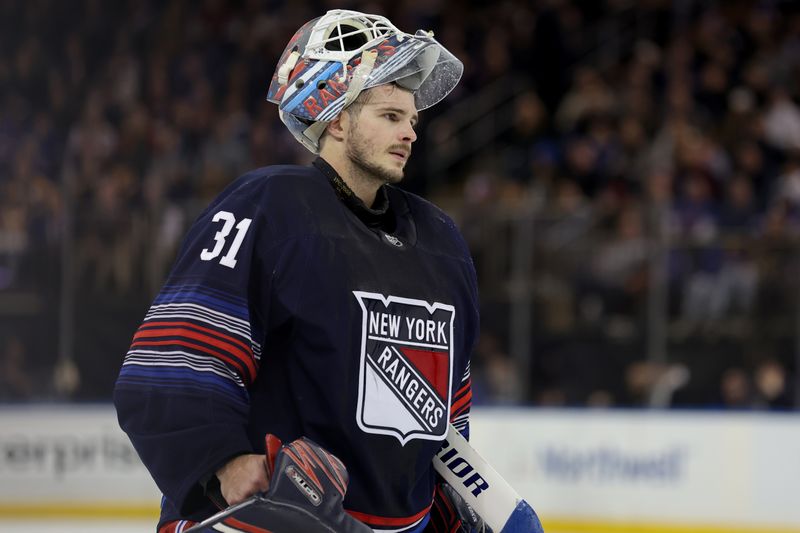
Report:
468,409,800,533
0,405,798,532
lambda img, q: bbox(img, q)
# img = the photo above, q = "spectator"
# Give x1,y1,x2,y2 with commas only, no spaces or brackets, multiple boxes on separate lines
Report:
471,333,524,405
580,204,648,323
555,67,617,133
763,85,800,152
0,336,35,400
719,367,755,409
719,175,759,233
754,358,792,409
2,0,800,407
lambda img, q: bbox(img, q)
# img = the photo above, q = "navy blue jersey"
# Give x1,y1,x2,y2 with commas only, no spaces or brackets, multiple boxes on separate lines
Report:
113,162,478,532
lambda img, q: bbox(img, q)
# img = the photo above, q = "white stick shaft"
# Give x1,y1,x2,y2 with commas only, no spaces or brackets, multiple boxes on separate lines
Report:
433,424,525,531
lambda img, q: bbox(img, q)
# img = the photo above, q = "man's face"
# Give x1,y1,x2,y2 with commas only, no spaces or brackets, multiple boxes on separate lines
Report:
345,85,418,184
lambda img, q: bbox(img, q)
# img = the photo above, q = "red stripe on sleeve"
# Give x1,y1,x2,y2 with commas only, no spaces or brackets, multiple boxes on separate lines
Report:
134,326,257,382
131,338,252,384
143,320,253,356
453,378,471,401
346,502,432,527
450,386,472,417
158,521,197,533
134,326,255,374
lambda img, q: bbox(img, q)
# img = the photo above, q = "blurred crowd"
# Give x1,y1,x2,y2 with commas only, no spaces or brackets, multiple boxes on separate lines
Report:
1,0,799,408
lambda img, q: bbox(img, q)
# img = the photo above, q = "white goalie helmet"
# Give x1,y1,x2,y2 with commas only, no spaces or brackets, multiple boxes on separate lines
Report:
266,9,464,153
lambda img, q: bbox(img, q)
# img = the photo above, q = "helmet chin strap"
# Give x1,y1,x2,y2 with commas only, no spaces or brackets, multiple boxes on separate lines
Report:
301,48,378,153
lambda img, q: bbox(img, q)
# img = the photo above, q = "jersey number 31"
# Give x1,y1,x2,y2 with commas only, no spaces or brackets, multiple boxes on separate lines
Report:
200,210,252,269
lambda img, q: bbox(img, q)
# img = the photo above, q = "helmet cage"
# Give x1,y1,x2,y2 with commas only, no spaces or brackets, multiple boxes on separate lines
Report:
267,9,463,153
305,10,401,64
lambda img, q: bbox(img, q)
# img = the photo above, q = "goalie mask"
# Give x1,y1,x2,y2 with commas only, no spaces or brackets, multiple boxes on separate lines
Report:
267,9,463,153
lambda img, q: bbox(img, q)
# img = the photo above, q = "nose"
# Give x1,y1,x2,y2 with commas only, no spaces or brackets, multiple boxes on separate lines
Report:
401,120,417,143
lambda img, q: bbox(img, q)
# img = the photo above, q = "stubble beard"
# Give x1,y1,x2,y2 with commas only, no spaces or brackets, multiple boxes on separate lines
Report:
346,125,405,186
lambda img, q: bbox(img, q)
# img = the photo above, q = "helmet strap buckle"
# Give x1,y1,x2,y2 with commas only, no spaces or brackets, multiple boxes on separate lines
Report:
277,50,301,86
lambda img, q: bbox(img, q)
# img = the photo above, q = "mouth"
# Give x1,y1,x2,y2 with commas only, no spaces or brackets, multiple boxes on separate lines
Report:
389,148,410,162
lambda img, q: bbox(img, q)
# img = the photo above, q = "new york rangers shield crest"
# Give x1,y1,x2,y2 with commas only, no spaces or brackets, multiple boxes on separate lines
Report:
353,291,455,446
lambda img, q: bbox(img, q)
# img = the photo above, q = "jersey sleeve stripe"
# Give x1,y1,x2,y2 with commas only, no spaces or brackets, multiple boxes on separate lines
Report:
123,352,246,387
141,321,254,359
116,366,248,406
144,304,259,353
146,302,251,331
133,323,257,378
452,418,469,439
451,413,469,428
450,381,471,415
153,290,249,320
452,378,470,401
160,283,248,306
460,362,470,383
131,334,255,384
158,520,198,533
450,399,471,419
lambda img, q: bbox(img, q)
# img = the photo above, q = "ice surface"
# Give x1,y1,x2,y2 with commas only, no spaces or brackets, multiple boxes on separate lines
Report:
0,520,154,532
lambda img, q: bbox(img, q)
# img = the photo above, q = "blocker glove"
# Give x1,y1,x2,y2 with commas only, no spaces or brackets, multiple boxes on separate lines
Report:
427,481,491,533
187,435,372,533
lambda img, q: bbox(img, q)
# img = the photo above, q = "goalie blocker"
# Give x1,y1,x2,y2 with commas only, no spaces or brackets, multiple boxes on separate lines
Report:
186,435,371,533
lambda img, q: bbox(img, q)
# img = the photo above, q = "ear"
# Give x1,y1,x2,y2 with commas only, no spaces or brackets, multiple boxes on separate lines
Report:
325,112,348,142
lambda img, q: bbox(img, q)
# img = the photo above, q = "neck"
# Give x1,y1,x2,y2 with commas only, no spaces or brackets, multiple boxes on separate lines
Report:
319,147,382,207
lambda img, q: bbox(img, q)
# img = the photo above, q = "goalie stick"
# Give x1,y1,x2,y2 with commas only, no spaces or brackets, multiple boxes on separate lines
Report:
433,424,544,533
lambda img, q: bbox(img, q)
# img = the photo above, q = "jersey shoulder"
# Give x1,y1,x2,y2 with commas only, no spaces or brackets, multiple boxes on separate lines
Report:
202,164,336,235
391,187,472,263
207,164,328,212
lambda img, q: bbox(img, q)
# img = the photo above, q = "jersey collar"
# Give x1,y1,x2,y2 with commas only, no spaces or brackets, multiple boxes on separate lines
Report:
313,157,396,232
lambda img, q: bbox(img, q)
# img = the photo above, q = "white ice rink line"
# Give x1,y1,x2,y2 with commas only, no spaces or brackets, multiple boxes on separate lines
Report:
0,521,154,532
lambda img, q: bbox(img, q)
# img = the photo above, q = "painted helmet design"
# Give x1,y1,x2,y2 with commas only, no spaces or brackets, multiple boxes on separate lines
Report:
267,9,463,153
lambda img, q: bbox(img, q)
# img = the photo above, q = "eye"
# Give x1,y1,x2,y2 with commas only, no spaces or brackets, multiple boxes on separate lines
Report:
384,113,399,122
